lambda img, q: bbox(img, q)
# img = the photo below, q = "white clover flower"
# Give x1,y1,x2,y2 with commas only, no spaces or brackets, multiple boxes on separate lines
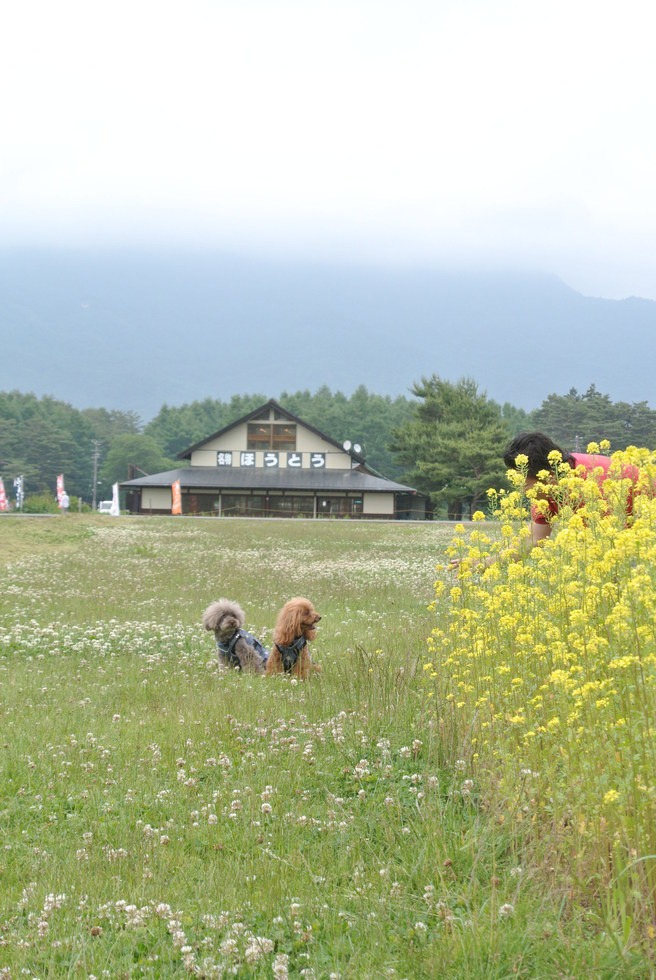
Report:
273,953,289,978
244,936,274,964
219,938,239,956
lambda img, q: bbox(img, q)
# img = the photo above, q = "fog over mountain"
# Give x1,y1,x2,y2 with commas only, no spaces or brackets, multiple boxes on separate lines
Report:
2,249,654,423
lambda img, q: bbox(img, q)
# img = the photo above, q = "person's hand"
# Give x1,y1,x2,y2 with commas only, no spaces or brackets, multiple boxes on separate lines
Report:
449,555,496,574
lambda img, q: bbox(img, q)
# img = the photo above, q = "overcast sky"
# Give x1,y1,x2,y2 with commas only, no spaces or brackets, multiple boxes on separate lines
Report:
2,0,655,299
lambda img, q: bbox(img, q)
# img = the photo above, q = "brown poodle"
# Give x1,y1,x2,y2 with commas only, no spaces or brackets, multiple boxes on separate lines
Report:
266,597,322,679
202,598,268,673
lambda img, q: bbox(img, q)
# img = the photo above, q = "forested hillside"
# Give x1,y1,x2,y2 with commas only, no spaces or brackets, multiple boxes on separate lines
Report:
0,387,415,502
2,383,655,512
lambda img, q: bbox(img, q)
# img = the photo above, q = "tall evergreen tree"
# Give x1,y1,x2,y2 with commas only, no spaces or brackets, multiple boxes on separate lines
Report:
0,392,95,497
499,401,531,436
390,376,511,517
99,435,176,488
532,385,656,451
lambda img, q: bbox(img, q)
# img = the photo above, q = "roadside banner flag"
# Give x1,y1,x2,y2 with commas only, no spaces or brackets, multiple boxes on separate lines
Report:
109,482,120,516
56,474,65,505
0,478,7,511
13,476,24,509
172,480,182,515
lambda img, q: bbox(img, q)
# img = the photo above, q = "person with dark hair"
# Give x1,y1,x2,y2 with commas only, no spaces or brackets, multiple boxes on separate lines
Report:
502,432,574,478
503,431,639,547
451,432,642,571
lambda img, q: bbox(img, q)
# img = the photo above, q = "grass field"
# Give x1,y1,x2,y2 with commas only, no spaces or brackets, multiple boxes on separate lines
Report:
0,513,654,978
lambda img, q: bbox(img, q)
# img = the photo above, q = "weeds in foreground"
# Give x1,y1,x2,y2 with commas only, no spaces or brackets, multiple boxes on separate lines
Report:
0,513,653,976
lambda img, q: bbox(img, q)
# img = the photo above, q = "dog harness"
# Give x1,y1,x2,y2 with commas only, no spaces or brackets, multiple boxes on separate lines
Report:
216,629,268,669
275,635,307,672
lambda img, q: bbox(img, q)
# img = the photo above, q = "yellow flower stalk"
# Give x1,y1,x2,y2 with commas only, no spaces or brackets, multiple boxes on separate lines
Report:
425,444,656,930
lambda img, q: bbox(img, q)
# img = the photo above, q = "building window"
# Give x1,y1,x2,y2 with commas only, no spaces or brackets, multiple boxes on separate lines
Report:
268,496,314,516
318,497,363,516
247,423,296,451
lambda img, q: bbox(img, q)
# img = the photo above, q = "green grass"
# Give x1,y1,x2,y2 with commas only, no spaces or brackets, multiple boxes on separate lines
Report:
0,514,653,977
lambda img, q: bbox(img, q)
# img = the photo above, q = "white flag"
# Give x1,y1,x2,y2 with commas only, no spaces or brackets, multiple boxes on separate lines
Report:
109,482,120,516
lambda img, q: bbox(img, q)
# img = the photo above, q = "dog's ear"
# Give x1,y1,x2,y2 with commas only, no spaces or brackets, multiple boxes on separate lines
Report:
288,598,316,636
295,602,308,636
202,603,221,631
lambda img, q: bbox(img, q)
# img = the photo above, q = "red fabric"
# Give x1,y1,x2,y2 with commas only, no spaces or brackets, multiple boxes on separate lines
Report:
531,453,640,524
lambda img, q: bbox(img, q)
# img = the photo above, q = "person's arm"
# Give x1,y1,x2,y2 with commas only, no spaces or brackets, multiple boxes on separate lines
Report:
531,521,551,546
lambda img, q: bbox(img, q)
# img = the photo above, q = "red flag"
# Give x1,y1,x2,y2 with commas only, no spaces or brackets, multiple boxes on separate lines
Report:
56,474,65,505
0,478,7,511
171,480,182,515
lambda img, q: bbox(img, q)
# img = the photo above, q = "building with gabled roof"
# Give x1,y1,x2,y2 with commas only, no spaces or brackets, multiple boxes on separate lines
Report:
121,399,428,519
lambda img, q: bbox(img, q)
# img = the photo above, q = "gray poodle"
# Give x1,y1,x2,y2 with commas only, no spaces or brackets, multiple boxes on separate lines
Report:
202,598,268,673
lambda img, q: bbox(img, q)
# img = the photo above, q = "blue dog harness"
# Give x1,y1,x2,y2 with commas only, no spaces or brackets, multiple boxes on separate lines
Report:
216,629,268,669
275,635,307,672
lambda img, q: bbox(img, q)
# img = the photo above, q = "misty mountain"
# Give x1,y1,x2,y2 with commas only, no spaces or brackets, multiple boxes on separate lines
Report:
2,248,654,424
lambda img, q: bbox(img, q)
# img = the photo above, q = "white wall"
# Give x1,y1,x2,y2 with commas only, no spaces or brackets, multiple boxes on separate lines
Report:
189,421,353,470
363,492,394,515
139,487,173,511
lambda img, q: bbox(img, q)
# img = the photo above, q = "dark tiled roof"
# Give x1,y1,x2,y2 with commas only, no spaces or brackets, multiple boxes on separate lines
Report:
120,466,418,494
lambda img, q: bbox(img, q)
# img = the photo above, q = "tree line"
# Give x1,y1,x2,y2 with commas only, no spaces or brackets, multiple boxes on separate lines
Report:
1,382,655,516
